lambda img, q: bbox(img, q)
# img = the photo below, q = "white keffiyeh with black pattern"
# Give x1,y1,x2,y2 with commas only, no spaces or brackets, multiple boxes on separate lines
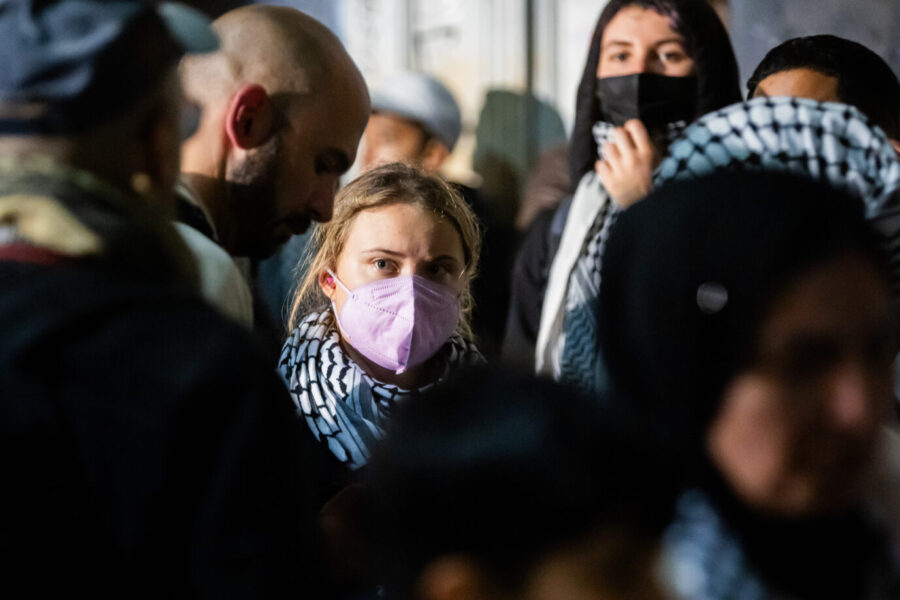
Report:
279,310,484,470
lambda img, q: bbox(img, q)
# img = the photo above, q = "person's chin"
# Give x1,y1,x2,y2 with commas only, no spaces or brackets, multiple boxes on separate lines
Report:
280,215,312,237
251,238,280,260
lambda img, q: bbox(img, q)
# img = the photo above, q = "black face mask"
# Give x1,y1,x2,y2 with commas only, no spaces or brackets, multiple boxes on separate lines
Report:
595,73,699,132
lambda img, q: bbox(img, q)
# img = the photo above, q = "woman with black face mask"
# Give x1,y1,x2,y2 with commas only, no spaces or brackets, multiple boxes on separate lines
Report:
520,0,741,391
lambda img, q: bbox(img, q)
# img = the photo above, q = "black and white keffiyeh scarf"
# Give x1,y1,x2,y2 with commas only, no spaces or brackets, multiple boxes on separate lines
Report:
655,96,900,298
555,121,687,392
558,100,900,391
661,486,900,600
279,310,484,470
660,490,767,600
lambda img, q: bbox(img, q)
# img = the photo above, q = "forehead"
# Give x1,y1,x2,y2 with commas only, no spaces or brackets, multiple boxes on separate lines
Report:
365,112,426,137
755,254,891,351
286,75,370,159
753,68,840,102
601,6,682,47
341,202,464,257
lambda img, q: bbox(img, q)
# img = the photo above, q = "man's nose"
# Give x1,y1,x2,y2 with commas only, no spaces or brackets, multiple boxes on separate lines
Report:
309,176,337,223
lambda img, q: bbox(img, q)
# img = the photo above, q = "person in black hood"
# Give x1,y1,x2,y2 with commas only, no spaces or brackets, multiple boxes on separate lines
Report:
569,0,741,195
505,0,740,390
599,171,900,599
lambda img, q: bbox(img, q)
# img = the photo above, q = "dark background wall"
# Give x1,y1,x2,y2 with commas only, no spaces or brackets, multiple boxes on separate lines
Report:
731,0,900,92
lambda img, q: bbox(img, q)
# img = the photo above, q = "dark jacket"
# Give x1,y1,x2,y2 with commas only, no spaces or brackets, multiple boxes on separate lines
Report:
0,162,325,597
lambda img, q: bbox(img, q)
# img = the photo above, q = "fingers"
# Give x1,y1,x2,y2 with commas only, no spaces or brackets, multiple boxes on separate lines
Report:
595,121,656,209
601,138,622,165
623,119,654,160
612,125,638,154
602,121,652,165
595,158,613,180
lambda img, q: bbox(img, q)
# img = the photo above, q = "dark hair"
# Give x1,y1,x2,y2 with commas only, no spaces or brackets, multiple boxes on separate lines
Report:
365,370,678,599
747,35,900,139
569,0,741,188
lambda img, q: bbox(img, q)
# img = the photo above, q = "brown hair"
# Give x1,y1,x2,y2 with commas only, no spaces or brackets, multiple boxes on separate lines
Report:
288,162,482,339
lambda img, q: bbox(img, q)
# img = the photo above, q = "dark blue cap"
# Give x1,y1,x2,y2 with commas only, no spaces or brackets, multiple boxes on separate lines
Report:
0,1,218,134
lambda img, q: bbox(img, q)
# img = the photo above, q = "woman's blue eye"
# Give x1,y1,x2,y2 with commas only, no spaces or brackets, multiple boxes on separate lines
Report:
375,259,389,270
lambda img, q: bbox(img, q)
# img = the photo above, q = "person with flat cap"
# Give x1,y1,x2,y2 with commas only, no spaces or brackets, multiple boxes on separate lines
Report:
0,1,327,596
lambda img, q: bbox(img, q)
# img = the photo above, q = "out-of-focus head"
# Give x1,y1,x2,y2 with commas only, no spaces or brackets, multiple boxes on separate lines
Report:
570,0,740,187
366,370,677,600
180,4,370,258
362,72,462,173
599,171,895,517
747,35,900,141
707,252,894,515
291,162,481,339
0,0,217,205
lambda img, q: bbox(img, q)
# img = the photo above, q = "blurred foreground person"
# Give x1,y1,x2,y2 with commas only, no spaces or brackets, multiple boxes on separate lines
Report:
746,34,900,152
366,371,677,600
0,1,321,595
178,4,370,330
600,171,900,599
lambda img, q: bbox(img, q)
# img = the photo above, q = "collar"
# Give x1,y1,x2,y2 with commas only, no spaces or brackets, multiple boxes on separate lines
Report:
175,177,219,241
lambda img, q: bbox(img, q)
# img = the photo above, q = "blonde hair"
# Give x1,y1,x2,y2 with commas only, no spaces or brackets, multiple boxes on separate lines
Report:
288,162,482,339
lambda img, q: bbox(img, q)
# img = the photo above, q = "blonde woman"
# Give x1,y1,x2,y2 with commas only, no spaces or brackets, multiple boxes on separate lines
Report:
279,163,484,480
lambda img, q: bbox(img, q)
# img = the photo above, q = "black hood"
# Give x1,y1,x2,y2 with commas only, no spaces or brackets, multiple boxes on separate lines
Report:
569,0,741,189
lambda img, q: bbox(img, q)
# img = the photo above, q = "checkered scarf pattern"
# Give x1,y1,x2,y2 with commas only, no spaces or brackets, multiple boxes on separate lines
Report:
660,490,768,600
557,121,687,392
279,310,483,470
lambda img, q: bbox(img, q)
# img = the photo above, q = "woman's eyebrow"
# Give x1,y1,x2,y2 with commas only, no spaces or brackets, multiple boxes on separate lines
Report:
602,40,634,50
654,37,686,46
361,248,404,256
431,254,462,264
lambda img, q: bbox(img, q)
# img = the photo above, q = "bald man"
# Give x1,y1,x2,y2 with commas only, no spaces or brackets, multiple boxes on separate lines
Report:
179,5,370,260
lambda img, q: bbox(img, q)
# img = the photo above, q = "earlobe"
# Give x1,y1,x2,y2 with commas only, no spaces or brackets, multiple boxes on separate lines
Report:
225,84,274,150
318,269,337,300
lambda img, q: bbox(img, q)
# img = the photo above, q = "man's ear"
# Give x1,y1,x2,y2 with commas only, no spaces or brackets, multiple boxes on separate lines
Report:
421,138,451,172
890,138,900,158
225,84,275,150
318,269,337,300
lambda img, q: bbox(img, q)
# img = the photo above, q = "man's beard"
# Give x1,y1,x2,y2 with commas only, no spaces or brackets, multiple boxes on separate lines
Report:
225,135,280,259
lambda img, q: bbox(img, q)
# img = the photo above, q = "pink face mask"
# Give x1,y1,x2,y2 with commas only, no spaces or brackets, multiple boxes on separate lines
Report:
327,269,461,374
